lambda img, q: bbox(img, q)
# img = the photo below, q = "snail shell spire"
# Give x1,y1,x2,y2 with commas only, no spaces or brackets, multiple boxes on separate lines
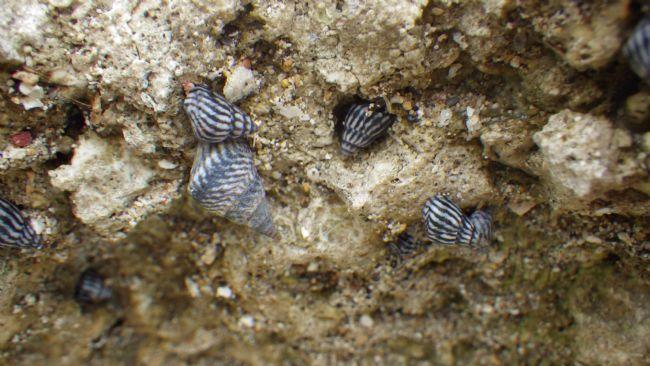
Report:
183,83,258,143
468,210,493,245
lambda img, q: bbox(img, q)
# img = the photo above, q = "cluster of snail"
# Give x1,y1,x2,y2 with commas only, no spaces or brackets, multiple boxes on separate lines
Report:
2,15,648,259
183,82,277,238
0,198,111,304
179,82,497,256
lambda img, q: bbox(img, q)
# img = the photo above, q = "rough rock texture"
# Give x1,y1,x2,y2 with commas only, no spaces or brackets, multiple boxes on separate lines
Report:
533,110,646,211
0,0,649,365
49,133,180,239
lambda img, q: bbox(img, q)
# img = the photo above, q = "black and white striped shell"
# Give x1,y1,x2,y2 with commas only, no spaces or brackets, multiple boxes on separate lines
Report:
0,197,42,249
387,232,420,258
189,140,276,237
183,84,258,143
422,194,492,248
624,17,650,83
386,232,422,266
468,210,493,244
74,270,112,304
340,103,395,156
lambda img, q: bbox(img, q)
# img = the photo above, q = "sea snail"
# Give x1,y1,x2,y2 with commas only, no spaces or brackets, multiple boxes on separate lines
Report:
340,102,396,156
624,16,650,84
183,82,258,143
183,82,277,238
74,269,112,304
422,194,493,248
0,197,43,250
387,232,420,259
189,140,277,238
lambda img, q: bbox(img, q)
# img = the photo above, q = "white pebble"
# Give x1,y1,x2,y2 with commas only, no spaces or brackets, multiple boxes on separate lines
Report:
49,0,73,7
239,315,255,328
300,226,310,239
438,109,452,127
185,278,201,298
157,159,177,170
360,314,374,328
223,66,257,102
12,71,39,85
216,286,234,299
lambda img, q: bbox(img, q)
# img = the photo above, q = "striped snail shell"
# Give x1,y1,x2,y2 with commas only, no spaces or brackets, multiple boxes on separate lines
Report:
624,17,650,83
422,194,493,248
468,210,493,244
387,232,420,258
341,102,396,156
386,232,422,266
0,197,42,249
189,140,277,237
74,270,112,304
422,194,468,245
183,83,258,143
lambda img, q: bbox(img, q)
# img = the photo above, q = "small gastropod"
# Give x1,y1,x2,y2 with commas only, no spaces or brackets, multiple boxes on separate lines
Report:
0,197,43,250
183,82,258,143
422,194,492,248
386,232,422,266
624,16,650,84
189,140,277,238
387,232,419,258
74,269,112,304
340,102,396,156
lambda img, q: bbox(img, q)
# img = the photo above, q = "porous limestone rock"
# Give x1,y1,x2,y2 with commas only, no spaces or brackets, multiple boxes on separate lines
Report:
253,0,431,92
1,0,649,365
315,142,493,224
533,110,646,210
529,0,629,70
0,0,50,64
48,133,178,239
480,118,536,169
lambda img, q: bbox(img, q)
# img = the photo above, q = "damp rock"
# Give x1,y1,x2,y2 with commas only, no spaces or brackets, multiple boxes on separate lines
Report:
480,118,536,169
315,141,493,222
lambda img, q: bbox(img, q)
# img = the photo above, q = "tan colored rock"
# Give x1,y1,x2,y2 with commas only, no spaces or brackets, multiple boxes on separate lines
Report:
315,141,493,223
253,0,430,92
76,0,247,113
622,90,650,126
0,1,49,63
48,133,177,239
532,1,628,70
1,0,649,364
480,118,536,169
533,110,645,209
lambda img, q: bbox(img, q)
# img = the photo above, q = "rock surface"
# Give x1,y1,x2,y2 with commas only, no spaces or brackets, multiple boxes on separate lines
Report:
533,110,646,211
0,1,648,365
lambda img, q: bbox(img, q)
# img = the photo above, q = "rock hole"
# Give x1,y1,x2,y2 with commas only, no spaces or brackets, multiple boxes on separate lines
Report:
64,105,86,139
44,151,74,170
